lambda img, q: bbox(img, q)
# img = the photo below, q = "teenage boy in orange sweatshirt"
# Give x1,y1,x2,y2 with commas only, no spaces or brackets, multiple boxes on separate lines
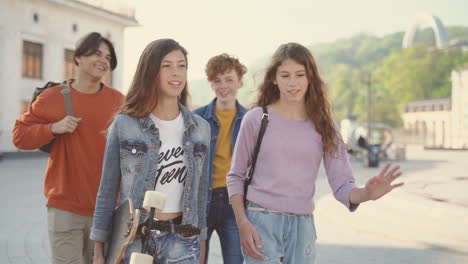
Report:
12,32,124,264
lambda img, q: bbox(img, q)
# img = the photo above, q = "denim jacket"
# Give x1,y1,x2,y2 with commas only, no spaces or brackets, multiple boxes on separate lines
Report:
90,104,211,242
193,99,247,202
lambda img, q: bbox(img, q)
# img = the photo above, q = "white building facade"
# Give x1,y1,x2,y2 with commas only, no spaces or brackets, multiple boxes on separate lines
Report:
403,68,468,149
0,0,137,152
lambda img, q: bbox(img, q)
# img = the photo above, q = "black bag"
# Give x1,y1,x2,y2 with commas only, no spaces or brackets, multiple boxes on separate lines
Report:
243,106,269,209
32,80,74,153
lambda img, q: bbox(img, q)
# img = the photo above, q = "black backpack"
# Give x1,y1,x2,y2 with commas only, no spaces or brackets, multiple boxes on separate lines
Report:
32,80,74,153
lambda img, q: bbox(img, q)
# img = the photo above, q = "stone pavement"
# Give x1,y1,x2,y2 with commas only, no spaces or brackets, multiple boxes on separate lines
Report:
314,145,468,263
0,152,226,264
1,146,467,263
0,152,50,264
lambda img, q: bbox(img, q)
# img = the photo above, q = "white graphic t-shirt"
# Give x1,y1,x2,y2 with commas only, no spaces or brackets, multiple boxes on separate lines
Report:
150,113,187,213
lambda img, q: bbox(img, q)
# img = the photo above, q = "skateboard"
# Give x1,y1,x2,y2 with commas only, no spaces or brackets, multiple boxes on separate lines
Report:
106,191,166,264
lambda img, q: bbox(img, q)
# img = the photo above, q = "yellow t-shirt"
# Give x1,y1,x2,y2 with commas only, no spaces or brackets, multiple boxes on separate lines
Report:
212,108,237,189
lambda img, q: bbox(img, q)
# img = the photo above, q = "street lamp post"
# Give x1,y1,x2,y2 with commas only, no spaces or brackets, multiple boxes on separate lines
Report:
343,62,375,142
365,72,373,142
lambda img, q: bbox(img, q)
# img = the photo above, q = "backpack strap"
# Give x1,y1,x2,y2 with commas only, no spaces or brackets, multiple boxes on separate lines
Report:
60,81,74,116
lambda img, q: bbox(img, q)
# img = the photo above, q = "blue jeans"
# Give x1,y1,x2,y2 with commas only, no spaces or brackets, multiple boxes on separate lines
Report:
243,201,317,264
205,188,243,264
122,220,200,264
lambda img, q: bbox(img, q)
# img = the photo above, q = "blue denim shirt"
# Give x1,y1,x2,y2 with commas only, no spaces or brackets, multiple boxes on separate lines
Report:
90,104,211,242
193,99,247,201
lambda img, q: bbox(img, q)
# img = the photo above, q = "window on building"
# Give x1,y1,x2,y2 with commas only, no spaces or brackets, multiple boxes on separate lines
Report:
64,49,76,79
22,41,43,79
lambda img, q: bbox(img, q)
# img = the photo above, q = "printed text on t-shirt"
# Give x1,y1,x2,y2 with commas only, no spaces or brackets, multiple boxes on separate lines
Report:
155,147,187,185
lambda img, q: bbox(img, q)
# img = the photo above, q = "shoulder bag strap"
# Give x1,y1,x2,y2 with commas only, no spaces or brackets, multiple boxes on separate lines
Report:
60,80,74,116
244,107,269,207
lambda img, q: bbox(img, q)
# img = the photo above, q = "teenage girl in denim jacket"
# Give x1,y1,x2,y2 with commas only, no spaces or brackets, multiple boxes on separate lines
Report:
91,39,210,264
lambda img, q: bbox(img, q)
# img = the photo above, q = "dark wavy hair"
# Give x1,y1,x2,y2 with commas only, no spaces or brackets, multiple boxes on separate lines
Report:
74,32,117,71
255,42,341,154
121,39,189,118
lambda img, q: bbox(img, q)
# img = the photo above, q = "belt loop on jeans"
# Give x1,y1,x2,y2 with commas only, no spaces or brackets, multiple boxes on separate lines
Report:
169,220,175,233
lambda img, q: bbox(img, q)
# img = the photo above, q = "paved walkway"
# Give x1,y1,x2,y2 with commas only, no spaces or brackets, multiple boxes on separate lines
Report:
0,152,226,264
314,145,468,263
1,146,467,263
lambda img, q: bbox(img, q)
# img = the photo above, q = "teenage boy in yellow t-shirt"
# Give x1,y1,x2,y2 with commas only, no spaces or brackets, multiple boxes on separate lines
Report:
194,54,247,264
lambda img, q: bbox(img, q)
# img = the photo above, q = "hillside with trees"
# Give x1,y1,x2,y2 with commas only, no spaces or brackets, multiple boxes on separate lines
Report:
189,26,468,127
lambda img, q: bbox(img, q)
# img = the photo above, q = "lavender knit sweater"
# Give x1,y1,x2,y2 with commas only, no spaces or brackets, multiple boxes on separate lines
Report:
227,107,358,214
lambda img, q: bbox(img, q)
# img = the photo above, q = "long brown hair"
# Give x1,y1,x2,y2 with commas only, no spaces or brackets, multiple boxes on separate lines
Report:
255,42,341,154
121,39,189,117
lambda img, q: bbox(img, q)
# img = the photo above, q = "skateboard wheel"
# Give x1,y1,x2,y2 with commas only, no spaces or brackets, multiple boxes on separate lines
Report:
143,191,166,212
129,253,153,264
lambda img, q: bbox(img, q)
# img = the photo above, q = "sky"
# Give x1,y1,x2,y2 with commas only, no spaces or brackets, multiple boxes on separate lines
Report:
122,0,468,89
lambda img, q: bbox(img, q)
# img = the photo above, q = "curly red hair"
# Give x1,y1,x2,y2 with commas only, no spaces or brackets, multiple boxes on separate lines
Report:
205,53,247,81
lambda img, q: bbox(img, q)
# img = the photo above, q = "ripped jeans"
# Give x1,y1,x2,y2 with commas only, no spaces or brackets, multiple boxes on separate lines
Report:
243,201,317,264
122,223,200,264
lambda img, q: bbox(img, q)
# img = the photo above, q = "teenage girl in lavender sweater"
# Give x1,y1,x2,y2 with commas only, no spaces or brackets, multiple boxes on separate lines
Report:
227,43,403,264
